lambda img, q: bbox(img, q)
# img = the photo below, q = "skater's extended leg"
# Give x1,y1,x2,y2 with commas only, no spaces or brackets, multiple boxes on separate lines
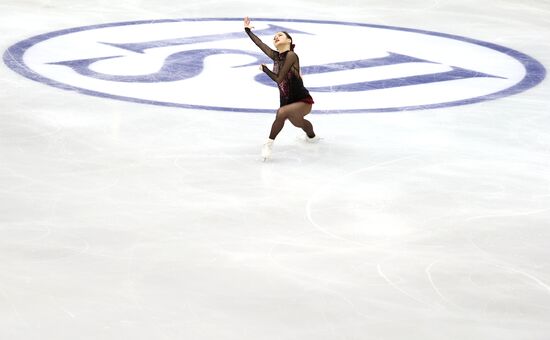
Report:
269,114,286,140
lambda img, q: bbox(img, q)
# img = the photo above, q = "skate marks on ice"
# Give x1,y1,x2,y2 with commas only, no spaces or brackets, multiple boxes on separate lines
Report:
298,154,550,321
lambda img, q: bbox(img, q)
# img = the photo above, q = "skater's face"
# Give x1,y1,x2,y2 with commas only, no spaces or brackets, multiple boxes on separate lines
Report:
273,32,291,49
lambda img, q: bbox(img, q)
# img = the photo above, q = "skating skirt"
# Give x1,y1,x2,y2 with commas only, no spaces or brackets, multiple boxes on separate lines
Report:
300,95,315,104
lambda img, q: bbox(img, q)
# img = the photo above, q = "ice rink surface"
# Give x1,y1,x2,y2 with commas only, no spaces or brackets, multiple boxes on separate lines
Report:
1,1,549,339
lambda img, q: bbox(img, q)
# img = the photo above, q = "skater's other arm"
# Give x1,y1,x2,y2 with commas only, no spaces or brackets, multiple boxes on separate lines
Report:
261,52,298,84
244,17,276,60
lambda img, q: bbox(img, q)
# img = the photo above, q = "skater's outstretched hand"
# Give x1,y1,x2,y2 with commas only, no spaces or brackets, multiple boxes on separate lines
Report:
244,16,276,60
244,16,254,29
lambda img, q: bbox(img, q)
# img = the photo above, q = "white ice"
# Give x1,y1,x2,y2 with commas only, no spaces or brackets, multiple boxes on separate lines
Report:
1,1,550,339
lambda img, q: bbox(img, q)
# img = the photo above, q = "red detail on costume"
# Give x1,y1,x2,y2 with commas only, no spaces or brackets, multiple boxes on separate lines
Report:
300,95,315,104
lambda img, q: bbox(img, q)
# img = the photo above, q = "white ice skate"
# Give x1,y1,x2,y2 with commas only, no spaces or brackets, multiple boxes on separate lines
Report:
297,133,321,143
261,139,274,161
305,135,320,143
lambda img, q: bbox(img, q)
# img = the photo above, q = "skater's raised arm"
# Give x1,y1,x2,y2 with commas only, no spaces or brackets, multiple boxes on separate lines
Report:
262,51,298,84
244,17,276,60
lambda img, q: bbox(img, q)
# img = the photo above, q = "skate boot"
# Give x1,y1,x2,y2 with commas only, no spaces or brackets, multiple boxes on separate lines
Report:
261,139,274,161
297,133,320,143
305,134,320,143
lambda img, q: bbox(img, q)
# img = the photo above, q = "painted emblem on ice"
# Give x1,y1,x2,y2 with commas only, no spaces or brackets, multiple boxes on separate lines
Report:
3,18,546,113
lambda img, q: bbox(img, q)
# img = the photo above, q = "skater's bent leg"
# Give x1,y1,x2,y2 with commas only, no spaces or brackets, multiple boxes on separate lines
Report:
280,102,315,138
299,118,315,138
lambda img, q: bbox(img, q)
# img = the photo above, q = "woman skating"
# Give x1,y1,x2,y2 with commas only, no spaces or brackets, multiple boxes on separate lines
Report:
244,17,318,160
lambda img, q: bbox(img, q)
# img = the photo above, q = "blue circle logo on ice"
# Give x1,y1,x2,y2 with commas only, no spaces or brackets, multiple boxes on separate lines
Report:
3,18,546,113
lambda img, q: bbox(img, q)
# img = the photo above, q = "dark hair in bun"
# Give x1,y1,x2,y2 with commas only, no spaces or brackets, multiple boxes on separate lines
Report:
282,31,295,51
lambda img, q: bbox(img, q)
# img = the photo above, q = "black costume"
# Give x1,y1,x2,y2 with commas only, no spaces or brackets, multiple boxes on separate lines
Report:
245,27,314,107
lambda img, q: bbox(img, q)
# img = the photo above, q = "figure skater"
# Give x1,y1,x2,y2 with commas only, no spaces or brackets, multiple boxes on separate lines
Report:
244,16,318,161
